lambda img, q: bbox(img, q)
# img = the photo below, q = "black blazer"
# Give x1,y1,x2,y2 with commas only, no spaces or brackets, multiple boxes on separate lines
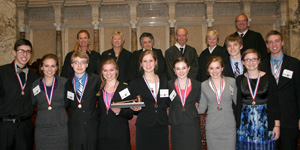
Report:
0,62,38,119
197,45,228,82
129,75,169,127
127,48,166,82
61,51,101,79
98,83,133,143
261,54,300,128
65,73,101,144
223,57,247,78
101,48,132,83
168,78,201,125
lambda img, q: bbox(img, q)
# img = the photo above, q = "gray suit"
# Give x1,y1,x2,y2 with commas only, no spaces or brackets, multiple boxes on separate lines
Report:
198,76,236,150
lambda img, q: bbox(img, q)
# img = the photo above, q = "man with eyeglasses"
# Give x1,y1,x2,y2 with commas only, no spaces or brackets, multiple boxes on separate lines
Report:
261,30,300,150
0,39,38,150
225,14,268,60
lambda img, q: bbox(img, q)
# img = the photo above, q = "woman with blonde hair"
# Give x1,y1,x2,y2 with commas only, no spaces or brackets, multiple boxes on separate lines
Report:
61,29,101,79
101,31,132,83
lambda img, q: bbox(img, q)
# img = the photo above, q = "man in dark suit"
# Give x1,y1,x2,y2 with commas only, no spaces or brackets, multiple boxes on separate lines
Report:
261,30,300,150
127,32,166,81
0,39,38,150
165,27,199,80
225,14,268,60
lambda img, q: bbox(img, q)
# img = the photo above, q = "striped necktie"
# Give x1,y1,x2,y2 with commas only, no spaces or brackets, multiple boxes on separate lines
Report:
78,78,83,98
235,62,240,77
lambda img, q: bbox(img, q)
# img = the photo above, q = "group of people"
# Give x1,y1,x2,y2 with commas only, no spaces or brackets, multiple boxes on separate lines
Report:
0,13,299,150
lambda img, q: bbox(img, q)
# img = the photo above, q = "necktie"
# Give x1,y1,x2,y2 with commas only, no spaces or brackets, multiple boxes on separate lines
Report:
240,33,244,38
17,67,29,74
180,48,184,56
78,78,83,98
234,62,240,77
274,59,279,74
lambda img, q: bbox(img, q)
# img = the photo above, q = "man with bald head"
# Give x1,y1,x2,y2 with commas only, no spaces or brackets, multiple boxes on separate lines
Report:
225,14,268,60
165,27,199,80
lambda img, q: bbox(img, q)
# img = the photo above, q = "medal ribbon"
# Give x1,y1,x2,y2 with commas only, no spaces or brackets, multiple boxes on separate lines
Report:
143,75,158,104
246,72,261,100
103,81,119,111
14,61,27,92
270,61,283,80
176,78,189,107
43,77,56,106
210,77,223,106
73,74,88,104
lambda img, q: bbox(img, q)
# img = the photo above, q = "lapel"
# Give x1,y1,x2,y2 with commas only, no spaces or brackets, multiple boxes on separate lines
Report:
139,75,160,102
170,78,195,103
277,54,289,88
206,77,227,102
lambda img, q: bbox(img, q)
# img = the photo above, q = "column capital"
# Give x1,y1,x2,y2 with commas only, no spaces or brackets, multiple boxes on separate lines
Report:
206,19,214,27
18,25,26,32
168,20,176,27
92,21,100,29
54,23,62,31
130,21,137,29
128,1,139,7
204,0,215,6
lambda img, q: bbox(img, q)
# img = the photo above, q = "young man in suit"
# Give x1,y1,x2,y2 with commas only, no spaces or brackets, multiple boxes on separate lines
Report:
65,51,101,150
223,34,246,78
262,30,300,150
0,39,38,150
165,27,199,80
225,14,268,60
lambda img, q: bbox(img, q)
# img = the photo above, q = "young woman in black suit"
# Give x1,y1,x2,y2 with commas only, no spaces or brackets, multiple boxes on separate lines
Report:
97,58,133,150
130,50,169,150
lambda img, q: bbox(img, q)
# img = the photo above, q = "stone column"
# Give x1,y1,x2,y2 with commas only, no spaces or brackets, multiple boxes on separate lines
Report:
205,1,215,30
89,3,101,53
287,0,300,59
129,2,138,52
168,2,176,46
17,6,26,39
0,0,17,65
242,1,252,27
53,4,63,72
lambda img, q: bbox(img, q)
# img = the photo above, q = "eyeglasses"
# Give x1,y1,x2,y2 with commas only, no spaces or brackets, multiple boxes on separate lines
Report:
17,49,32,55
236,19,247,23
243,58,259,63
72,61,87,65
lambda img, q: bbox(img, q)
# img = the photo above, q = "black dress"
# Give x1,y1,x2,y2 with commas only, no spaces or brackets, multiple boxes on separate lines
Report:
129,75,169,150
101,48,132,83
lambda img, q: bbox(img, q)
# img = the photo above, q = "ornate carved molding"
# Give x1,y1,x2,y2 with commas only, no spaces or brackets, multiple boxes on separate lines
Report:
176,3,205,18
64,6,92,20
137,3,168,18
101,4,130,19
27,7,54,21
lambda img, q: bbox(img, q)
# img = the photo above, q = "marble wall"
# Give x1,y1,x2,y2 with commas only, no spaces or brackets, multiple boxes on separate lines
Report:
0,0,17,65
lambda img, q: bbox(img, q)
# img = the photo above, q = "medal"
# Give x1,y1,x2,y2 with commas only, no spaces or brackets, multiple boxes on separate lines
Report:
176,78,189,112
210,77,224,109
270,60,283,82
14,62,27,96
73,74,88,109
182,107,185,112
143,75,159,108
43,78,56,111
103,81,119,112
246,72,261,105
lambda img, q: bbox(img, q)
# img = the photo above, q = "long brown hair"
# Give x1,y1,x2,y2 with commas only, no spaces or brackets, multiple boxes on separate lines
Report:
139,50,158,73
73,30,93,52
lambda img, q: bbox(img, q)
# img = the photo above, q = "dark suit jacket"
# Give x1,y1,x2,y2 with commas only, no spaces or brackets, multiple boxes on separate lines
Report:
101,48,132,83
165,45,199,80
225,30,267,60
168,78,200,125
127,48,166,82
261,54,300,128
223,57,247,78
0,62,38,119
129,75,169,127
197,45,228,82
65,73,101,144
61,50,101,80
98,83,133,144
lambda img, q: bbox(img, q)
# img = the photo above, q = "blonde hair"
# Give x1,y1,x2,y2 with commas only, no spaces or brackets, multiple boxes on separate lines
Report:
99,58,119,90
71,51,90,63
206,30,219,45
73,30,93,52
111,31,125,47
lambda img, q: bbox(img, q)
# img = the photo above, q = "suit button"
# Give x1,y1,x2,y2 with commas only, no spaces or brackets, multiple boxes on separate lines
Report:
84,122,86,124
83,111,85,113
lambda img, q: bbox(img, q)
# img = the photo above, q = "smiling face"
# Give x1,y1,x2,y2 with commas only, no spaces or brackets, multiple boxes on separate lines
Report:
235,14,248,32
71,57,88,77
141,37,153,50
207,35,218,48
227,41,243,57
102,63,118,82
140,54,157,73
13,45,32,68
208,61,223,79
176,28,188,47
242,52,260,71
112,35,123,48
266,35,284,57
41,58,57,78
77,32,90,49
173,61,190,80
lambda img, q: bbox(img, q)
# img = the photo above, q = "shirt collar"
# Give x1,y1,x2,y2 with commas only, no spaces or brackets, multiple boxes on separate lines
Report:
74,72,87,81
142,48,152,51
271,53,284,63
237,30,248,36
175,43,186,50
208,45,217,53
